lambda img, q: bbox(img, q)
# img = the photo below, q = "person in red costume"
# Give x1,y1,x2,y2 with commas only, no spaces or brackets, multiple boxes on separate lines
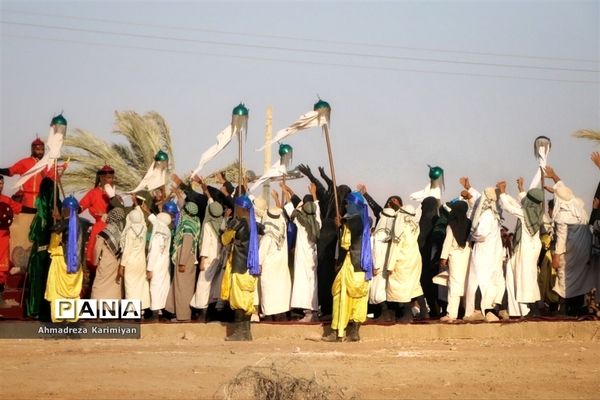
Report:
0,137,48,211
0,175,22,289
79,165,116,269
0,137,60,273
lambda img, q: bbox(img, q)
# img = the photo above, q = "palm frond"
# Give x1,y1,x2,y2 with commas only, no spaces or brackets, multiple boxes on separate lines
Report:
573,129,600,143
61,111,173,194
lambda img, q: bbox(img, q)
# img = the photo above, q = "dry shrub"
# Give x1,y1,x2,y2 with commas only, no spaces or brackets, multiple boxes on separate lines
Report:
220,362,357,400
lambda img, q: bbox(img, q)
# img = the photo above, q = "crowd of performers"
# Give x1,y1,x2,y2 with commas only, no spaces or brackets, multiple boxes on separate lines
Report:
1,137,600,342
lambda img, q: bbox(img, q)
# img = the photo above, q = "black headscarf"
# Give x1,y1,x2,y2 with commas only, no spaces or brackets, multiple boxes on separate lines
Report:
418,196,439,248
293,201,320,244
447,201,471,248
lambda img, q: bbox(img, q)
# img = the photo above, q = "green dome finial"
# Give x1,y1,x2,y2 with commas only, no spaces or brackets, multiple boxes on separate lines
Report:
313,99,330,111
278,143,293,157
154,150,169,162
428,165,444,180
50,114,67,126
232,103,249,117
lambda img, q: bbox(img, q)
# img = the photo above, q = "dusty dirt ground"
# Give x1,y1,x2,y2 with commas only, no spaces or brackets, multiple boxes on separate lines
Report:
1,321,600,400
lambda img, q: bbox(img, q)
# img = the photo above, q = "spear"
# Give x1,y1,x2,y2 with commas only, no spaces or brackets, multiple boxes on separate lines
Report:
279,143,293,198
232,103,249,195
313,99,339,221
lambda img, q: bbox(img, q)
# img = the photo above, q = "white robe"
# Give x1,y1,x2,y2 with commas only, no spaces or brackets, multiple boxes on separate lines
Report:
147,214,172,311
551,183,593,299
369,208,397,304
499,192,541,304
121,209,150,309
288,201,321,311
464,208,505,315
440,225,471,318
258,213,291,315
190,223,224,309
504,248,529,317
386,209,423,303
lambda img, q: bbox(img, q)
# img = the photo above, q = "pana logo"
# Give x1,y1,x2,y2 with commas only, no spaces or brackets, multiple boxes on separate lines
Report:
54,299,142,320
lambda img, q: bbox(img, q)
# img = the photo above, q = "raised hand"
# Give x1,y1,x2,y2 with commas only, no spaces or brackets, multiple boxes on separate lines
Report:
496,181,507,194
543,166,560,183
297,163,313,178
356,183,367,194
590,152,600,170
516,177,525,193
216,171,227,185
459,177,471,190
171,173,183,187
271,189,281,208
309,182,317,199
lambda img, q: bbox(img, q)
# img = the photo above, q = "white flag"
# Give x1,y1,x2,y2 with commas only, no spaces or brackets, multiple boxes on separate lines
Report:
249,161,287,193
13,126,64,189
529,137,551,190
191,125,234,178
256,110,326,151
130,161,167,193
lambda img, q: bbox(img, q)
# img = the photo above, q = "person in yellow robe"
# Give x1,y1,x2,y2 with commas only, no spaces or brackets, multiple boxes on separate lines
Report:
323,192,373,342
45,196,84,323
221,195,261,341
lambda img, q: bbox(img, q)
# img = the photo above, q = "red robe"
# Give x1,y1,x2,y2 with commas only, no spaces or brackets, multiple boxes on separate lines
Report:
79,187,109,268
7,157,57,208
0,194,22,284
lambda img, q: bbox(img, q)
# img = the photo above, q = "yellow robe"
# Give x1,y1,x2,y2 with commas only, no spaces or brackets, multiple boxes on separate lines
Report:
44,232,83,322
331,226,370,338
220,231,257,316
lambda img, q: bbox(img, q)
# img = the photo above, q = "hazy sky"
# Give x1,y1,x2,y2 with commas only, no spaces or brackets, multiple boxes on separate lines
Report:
1,1,599,220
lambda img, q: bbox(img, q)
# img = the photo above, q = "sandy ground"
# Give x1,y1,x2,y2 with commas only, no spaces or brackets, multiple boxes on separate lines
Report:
1,321,600,400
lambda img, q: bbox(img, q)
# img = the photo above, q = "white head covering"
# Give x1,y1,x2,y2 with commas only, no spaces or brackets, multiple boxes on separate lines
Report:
471,187,500,232
120,206,147,250
552,181,587,225
253,197,268,220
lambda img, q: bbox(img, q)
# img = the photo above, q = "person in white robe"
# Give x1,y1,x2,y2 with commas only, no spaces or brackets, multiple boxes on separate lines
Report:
385,205,425,322
370,206,397,321
190,200,225,321
287,184,321,322
503,226,530,317
146,212,172,319
439,201,472,322
258,204,291,319
464,187,505,322
545,167,593,316
118,206,150,312
498,179,544,317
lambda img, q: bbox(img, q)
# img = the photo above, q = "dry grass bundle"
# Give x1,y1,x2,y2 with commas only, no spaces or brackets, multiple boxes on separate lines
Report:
62,110,173,193
220,362,356,400
201,160,257,185
573,129,600,144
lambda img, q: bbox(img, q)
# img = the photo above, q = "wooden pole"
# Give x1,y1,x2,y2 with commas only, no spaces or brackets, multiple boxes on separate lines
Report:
238,129,243,195
322,123,340,222
263,106,272,205
53,161,58,222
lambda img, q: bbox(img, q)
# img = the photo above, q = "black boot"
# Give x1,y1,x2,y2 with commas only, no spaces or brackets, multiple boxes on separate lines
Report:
415,296,430,320
322,329,341,342
243,317,253,341
376,302,394,323
145,310,159,322
226,310,249,341
197,308,208,323
347,322,361,342
398,302,413,323
273,312,287,322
